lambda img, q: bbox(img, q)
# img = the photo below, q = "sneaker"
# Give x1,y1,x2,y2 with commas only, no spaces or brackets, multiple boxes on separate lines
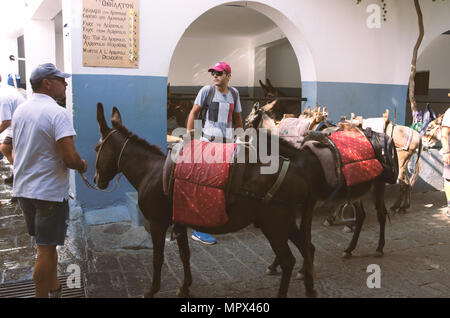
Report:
191,230,217,245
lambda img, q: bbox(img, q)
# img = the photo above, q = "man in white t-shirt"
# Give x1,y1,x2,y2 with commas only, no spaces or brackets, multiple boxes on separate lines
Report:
0,74,25,183
440,107,450,217
12,63,88,297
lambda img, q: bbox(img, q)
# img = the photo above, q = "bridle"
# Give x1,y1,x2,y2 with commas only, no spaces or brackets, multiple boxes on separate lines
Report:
79,129,130,192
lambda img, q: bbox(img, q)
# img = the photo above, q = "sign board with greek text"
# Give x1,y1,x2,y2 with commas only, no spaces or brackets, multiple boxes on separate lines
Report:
82,0,139,68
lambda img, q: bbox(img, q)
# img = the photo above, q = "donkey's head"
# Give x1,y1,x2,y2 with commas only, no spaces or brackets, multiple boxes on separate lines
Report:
244,100,278,129
422,113,444,149
94,103,124,189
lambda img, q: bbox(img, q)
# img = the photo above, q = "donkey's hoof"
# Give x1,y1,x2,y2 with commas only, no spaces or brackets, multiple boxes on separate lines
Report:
323,219,333,227
295,272,304,280
177,287,190,298
374,251,384,257
306,289,318,298
342,225,354,233
143,290,154,298
265,268,280,276
390,207,399,214
342,251,352,258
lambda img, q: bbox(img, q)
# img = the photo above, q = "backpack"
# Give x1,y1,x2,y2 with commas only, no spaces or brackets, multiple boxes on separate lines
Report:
198,85,238,126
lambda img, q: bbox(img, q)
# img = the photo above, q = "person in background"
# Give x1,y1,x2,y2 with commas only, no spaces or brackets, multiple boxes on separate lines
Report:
186,62,243,245
0,73,26,184
440,106,450,217
12,63,88,297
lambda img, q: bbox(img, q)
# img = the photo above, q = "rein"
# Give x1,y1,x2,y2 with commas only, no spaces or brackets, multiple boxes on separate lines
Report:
79,129,130,192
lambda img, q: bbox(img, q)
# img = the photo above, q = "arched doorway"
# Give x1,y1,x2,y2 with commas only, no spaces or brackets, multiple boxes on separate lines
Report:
166,2,316,135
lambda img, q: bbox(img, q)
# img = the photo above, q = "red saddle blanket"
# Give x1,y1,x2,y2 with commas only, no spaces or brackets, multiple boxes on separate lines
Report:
172,140,237,227
329,130,383,186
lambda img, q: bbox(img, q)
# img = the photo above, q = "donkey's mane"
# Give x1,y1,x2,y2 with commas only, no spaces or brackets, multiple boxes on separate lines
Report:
114,123,165,156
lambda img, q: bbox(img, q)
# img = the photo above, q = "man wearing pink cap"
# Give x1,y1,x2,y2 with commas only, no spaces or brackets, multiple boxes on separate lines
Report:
186,61,244,244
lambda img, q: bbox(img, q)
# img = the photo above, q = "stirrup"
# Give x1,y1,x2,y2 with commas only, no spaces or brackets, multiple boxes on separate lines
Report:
339,202,357,223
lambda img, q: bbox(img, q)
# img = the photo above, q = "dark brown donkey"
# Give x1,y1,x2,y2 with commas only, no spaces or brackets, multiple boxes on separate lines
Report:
94,103,319,298
245,102,398,269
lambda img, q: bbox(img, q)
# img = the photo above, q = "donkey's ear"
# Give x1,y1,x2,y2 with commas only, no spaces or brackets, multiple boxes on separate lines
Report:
262,99,277,112
266,78,274,89
111,107,123,127
259,80,268,93
97,103,110,137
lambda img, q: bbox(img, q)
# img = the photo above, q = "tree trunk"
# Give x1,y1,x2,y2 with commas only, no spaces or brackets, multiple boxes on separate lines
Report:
409,0,424,120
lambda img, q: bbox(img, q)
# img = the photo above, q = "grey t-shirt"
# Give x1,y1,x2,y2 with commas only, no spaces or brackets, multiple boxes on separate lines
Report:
194,86,242,140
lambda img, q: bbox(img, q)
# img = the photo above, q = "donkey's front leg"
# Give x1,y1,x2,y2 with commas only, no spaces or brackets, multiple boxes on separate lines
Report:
144,223,168,298
374,183,387,257
175,225,193,297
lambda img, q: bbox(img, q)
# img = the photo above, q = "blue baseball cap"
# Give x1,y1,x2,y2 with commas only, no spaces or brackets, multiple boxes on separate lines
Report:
30,63,71,82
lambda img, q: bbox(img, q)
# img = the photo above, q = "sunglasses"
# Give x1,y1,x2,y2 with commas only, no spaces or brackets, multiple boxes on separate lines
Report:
47,77,66,84
211,70,226,77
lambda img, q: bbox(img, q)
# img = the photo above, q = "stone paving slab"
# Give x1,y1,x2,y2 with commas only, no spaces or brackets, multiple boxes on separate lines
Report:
0,159,87,288
81,188,450,298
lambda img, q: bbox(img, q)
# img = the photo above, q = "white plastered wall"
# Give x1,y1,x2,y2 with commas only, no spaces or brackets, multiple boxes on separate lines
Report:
168,36,252,87
0,37,18,83
20,0,450,86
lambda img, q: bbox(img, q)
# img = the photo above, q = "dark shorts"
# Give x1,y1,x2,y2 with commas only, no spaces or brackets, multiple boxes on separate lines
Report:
2,136,12,145
444,164,450,180
17,198,69,246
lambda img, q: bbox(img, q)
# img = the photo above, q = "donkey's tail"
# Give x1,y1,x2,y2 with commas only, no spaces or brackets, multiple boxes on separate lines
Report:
409,136,422,187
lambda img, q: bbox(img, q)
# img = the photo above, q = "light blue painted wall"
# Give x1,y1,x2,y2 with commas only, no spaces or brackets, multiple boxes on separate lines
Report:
72,74,167,210
302,81,408,125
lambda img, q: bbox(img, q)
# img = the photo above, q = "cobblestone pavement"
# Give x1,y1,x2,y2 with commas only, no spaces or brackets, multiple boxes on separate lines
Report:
1,155,449,298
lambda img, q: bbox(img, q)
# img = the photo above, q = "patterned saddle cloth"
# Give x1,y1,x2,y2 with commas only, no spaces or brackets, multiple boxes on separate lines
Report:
303,129,384,187
171,140,237,228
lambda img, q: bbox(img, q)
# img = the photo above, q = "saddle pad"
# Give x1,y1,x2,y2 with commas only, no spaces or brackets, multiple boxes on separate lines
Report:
172,140,236,227
278,117,311,149
362,118,386,133
329,130,383,186
301,140,338,188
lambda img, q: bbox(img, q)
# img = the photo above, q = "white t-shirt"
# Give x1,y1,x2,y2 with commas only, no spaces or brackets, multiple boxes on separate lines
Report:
12,93,77,202
442,107,450,128
0,84,25,139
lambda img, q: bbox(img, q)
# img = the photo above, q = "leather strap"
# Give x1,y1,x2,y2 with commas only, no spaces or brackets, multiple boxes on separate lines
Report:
263,159,290,204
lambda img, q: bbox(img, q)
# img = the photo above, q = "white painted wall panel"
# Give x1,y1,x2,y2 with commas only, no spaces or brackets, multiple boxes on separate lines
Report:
168,36,252,87
32,0,450,86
